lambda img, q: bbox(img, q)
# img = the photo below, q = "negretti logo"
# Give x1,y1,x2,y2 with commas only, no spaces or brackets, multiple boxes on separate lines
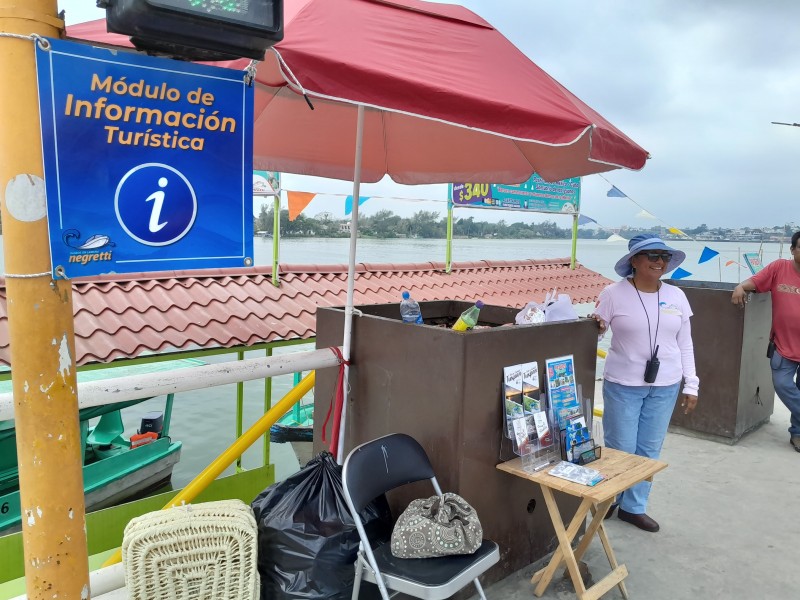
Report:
62,75,240,151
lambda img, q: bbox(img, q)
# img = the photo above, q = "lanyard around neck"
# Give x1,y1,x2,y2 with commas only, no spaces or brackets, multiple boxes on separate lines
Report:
632,279,660,359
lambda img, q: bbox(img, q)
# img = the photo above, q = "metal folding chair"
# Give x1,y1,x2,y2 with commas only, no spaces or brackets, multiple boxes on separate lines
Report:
342,433,500,600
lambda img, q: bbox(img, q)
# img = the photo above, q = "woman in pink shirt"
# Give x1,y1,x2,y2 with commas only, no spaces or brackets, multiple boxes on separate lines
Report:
593,235,699,533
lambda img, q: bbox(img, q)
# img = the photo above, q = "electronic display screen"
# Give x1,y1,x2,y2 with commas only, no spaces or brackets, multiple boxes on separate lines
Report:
150,0,277,29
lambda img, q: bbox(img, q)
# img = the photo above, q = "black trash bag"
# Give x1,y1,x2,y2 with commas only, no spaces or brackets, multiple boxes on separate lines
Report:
252,451,392,600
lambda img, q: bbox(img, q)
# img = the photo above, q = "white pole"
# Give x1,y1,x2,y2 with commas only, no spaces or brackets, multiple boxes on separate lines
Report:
0,348,341,421
12,563,125,600
337,104,365,463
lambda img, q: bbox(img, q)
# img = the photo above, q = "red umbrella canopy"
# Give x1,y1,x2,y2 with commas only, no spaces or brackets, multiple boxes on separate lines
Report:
68,0,648,184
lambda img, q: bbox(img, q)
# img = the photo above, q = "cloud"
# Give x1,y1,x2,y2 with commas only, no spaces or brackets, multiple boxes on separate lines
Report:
62,0,800,228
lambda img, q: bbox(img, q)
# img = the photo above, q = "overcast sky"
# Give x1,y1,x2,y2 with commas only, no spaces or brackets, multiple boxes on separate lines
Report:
60,1,800,230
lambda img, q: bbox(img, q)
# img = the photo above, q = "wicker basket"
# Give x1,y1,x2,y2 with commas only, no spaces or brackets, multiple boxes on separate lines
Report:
122,499,259,600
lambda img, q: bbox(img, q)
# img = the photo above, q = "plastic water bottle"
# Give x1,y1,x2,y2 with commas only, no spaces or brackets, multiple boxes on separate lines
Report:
452,300,484,331
399,291,423,324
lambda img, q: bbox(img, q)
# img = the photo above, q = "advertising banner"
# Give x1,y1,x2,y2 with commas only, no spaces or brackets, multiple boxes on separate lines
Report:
253,170,281,196
450,173,581,214
742,252,764,275
36,38,254,278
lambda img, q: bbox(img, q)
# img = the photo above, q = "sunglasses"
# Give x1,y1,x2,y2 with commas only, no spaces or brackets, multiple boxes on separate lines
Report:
636,252,673,263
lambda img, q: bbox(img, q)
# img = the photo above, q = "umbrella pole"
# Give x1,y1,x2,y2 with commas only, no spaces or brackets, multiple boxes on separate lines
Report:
337,104,365,463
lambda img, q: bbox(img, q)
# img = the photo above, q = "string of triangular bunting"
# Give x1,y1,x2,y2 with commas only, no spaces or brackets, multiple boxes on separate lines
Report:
600,176,752,280
285,183,752,282
285,190,450,221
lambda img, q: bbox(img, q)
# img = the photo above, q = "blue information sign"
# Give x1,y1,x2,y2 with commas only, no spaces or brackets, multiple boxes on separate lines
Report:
36,38,254,278
449,173,581,214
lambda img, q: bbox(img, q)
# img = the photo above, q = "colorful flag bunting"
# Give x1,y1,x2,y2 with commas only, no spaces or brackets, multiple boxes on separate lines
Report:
344,195,371,215
670,267,692,280
668,227,686,236
725,260,737,267
606,185,627,198
577,214,597,225
698,246,720,264
287,191,317,221
635,210,656,220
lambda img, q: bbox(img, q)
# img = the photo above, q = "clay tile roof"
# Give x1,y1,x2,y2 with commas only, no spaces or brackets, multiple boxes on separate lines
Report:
0,258,610,367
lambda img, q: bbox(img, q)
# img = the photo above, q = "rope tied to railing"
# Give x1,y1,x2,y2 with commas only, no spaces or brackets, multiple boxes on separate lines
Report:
321,346,349,458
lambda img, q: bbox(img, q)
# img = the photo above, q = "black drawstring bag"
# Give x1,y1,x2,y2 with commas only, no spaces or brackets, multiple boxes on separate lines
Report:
251,451,392,600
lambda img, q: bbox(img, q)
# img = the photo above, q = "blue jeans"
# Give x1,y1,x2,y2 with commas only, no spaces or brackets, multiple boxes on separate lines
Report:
770,350,800,437
602,380,681,514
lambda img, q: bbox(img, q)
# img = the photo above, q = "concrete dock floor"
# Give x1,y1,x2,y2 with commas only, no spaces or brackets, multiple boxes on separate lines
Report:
479,395,799,600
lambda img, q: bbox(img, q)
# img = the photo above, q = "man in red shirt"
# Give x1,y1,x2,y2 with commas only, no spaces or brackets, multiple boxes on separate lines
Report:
732,231,800,452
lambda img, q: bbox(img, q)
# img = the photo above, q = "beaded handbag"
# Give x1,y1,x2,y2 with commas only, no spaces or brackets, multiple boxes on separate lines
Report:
390,493,482,559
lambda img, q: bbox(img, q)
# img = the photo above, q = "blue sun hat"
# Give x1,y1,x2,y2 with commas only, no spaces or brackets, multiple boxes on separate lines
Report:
614,234,686,277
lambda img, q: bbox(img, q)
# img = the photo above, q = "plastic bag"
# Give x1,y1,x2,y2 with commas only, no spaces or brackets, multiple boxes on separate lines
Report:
543,288,578,323
515,300,546,325
251,451,392,600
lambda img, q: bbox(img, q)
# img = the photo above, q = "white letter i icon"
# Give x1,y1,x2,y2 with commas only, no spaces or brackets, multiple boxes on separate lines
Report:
146,177,169,233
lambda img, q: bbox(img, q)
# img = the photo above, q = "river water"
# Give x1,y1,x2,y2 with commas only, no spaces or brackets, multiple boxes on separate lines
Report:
262,236,786,283
0,236,787,488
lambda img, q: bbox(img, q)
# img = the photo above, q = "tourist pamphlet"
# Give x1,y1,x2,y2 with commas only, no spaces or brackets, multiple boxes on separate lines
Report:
545,355,582,430
547,461,605,486
503,364,524,438
565,414,589,461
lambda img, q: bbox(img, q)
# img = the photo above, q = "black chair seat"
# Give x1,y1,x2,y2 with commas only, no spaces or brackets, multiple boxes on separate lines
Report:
371,540,499,587
343,434,497,600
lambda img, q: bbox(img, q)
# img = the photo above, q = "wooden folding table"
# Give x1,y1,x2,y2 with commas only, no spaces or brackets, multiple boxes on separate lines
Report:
497,448,667,600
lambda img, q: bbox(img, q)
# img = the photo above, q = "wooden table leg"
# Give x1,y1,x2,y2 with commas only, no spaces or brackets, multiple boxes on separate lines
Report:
572,498,613,564
531,487,592,598
591,505,629,600
531,494,631,600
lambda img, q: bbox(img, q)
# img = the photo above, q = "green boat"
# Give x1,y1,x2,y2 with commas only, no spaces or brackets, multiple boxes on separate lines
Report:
0,358,205,533
0,399,180,533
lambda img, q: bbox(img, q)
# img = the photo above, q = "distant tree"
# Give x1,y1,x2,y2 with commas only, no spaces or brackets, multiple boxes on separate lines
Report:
256,203,271,232
409,210,441,238
453,216,475,237
363,209,403,238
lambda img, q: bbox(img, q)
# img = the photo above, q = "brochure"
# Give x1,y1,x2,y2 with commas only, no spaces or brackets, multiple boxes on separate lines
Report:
547,461,605,486
520,361,541,413
503,365,524,437
503,360,558,461
565,414,588,461
545,355,582,430
511,417,530,455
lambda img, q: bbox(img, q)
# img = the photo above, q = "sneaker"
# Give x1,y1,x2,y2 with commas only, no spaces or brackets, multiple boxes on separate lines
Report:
791,436,800,453
617,508,660,532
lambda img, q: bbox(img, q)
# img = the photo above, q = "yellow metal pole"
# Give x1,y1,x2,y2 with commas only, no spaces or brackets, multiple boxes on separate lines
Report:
103,370,317,567
0,2,90,598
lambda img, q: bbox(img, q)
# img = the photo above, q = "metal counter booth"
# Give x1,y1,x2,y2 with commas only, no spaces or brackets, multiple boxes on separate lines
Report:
666,280,775,443
314,300,600,585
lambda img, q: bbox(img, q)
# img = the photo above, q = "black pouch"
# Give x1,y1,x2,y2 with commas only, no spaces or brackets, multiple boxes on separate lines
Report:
767,340,776,359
